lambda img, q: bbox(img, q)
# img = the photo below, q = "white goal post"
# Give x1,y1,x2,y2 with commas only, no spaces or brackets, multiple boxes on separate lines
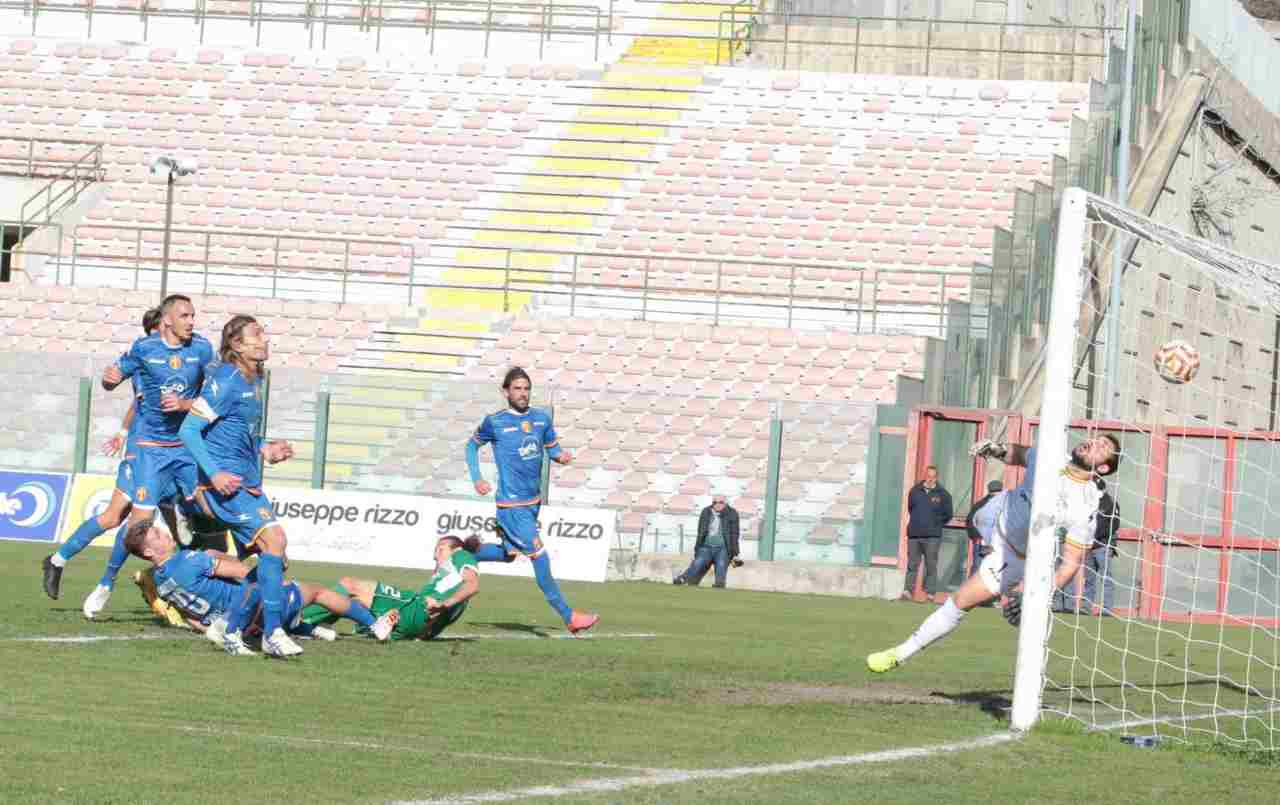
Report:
1010,187,1280,747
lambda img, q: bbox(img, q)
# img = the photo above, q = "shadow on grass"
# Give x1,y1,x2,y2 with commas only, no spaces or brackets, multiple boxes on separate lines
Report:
471,621,550,637
938,690,1013,722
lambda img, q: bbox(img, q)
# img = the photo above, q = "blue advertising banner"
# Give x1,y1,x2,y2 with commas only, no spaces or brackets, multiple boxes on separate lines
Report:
0,470,70,542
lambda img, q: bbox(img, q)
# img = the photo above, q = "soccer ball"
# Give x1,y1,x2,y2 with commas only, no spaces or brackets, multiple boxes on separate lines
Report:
1153,339,1200,384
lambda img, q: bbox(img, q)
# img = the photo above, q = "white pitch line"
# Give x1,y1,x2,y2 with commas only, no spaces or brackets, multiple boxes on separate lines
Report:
4,633,181,643
391,733,1020,805
3,632,658,644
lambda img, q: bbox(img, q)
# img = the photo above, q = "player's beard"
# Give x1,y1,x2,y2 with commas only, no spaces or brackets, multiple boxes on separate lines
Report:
510,399,529,413
1069,448,1096,474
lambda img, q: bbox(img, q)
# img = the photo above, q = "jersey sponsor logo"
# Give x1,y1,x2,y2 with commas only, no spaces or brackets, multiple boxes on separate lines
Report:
241,392,255,398
168,355,184,370
147,358,167,365
517,436,540,460
185,357,200,363
502,426,518,433
159,380,187,396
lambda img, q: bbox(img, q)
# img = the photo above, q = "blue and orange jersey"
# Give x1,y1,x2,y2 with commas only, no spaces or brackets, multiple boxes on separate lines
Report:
153,549,241,619
470,407,560,507
188,361,265,489
115,334,214,446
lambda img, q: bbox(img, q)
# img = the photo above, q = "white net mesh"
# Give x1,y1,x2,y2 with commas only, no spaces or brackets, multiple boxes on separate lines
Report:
1036,192,1280,748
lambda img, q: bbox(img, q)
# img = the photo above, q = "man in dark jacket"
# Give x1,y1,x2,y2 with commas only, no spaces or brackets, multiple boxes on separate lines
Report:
1083,485,1120,615
673,495,741,588
965,479,1003,578
901,465,953,602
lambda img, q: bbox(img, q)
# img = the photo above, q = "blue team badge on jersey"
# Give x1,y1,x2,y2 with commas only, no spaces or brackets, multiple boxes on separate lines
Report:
0,470,69,542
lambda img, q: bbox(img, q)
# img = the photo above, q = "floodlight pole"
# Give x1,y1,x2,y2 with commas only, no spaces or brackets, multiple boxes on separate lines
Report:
160,168,176,301
151,155,195,302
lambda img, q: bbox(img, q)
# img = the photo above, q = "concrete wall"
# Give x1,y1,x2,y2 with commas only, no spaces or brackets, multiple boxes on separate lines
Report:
610,550,906,598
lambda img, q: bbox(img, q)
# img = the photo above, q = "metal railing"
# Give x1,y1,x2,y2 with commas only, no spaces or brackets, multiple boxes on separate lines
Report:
719,12,1116,81
17,141,105,236
11,0,613,57
40,224,970,335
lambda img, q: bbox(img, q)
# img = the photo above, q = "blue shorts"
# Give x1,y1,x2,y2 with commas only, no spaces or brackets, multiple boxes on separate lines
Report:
115,452,137,499
194,485,278,547
230,581,304,637
130,445,197,509
495,504,540,555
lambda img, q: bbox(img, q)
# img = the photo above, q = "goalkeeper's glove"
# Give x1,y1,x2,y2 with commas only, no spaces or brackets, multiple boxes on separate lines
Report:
1003,592,1022,627
969,439,1009,461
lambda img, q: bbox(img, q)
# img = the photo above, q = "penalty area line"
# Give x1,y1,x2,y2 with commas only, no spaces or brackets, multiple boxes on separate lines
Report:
391,732,1020,805
4,633,186,643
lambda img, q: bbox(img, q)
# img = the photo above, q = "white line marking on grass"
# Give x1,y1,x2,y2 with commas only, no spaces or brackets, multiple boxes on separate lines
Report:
437,632,658,641
1092,702,1280,732
4,633,182,643
391,733,1020,805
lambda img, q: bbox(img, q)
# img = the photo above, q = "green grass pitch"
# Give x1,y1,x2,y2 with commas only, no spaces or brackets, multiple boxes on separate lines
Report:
2,540,1278,804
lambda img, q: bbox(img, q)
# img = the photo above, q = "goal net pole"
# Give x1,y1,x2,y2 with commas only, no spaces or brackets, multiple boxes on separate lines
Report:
1011,187,1090,732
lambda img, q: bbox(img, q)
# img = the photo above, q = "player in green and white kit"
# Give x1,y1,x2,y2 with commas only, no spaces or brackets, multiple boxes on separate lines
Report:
301,535,481,640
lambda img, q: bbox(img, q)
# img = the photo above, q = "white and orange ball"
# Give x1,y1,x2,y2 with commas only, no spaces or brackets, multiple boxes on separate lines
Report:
1153,339,1200,384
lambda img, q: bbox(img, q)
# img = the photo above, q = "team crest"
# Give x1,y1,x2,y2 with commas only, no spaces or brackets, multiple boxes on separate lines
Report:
168,355,183,370
258,508,273,521
136,488,147,503
521,421,531,433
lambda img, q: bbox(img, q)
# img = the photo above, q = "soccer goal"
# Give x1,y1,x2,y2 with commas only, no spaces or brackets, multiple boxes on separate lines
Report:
1012,188,1280,750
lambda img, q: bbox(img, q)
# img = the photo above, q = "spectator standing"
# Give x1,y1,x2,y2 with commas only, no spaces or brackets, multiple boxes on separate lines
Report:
1054,482,1120,615
1083,485,1120,615
901,465,953,603
673,495,741,588
965,479,1004,578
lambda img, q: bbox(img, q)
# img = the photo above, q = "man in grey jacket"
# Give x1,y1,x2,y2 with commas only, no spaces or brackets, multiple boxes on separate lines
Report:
673,495,741,588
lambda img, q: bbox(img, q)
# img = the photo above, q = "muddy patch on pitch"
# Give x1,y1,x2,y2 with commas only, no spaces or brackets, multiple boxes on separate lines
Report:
708,683,958,707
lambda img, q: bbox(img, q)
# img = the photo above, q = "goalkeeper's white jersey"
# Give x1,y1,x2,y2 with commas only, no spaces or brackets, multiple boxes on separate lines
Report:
1047,469,1102,550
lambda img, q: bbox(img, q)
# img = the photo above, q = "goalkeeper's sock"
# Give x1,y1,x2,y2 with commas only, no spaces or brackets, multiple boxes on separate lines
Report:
344,600,376,630
299,583,350,627
97,523,131,588
896,597,966,662
57,517,108,563
257,554,285,637
474,543,513,563
530,551,572,624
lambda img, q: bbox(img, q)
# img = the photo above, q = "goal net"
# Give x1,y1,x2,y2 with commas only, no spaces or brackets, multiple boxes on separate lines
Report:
1013,188,1280,751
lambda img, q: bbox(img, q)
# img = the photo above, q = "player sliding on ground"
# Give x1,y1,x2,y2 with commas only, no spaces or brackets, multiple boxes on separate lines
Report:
465,367,599,635
866,432,1121,673
299,535,483,641
122,521,396,656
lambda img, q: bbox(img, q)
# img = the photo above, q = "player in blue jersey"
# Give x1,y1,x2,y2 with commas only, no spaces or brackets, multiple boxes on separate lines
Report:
122,521,395,656
42,307,161,602
465,367,599,635
178,313,309,658
79,295,214,619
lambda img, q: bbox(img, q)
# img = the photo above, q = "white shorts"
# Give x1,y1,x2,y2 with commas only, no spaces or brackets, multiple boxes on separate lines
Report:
977,528,1026,596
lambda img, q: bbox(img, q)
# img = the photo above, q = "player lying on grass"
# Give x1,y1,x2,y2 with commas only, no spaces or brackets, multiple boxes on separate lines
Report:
299,534,482,641
867,432,1121,673
122,521,396,656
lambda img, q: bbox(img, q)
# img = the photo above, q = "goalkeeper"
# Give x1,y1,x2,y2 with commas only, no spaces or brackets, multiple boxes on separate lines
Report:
299,534,482,641
867,432,1121,673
